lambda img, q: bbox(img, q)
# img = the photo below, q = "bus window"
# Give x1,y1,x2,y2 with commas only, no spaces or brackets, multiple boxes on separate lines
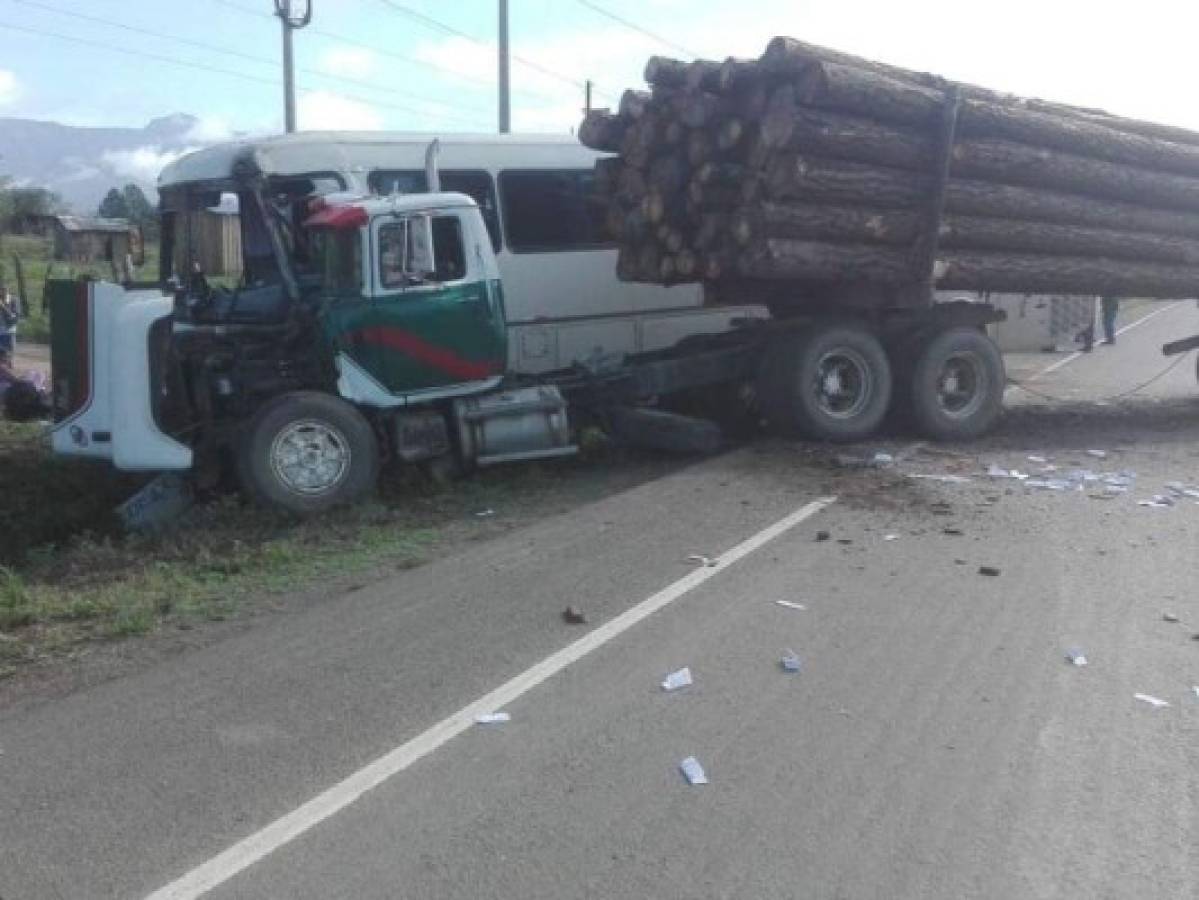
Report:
369,169,501,252
498,169,609,254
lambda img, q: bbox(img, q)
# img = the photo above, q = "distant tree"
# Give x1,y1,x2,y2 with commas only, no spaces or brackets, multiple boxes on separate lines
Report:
99,187,130,220
121,183,158,239
6,186,62,232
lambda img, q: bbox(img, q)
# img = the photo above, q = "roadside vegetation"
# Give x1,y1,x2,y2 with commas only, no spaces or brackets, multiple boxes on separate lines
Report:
0,235,160,343
0,420,669,680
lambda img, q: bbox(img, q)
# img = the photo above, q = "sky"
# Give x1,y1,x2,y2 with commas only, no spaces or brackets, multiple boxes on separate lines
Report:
4,0,1199,170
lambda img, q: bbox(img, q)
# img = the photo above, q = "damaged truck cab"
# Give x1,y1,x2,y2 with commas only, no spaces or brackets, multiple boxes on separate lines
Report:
50,147,579,512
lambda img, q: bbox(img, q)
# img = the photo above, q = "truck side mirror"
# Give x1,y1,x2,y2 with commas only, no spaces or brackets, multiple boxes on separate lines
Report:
405,214,436,282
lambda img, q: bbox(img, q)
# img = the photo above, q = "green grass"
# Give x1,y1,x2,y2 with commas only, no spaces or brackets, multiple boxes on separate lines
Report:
0,234,160,344
0,419,660,676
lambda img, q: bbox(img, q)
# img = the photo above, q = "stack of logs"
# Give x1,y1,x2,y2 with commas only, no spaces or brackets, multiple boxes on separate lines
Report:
581,37,1199,300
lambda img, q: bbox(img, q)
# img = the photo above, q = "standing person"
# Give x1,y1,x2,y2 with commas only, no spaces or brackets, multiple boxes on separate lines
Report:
0,287,17,358
1100,296,1120,345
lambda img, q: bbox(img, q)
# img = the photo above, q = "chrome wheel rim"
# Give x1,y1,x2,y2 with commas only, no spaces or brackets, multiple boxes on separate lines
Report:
270,419,352,496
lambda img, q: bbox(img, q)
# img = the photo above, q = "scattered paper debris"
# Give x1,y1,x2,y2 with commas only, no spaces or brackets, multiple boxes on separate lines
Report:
679,756,708,785
883,533,900,541
871,452,894,466
978,566,1001,577
1086,449,1108,459
780,651,802,673
942,527,964,536
1065,648,1088,667
1026,479,1070,491
774,600,807,611
1134,693,1170,709
475,712,511,724
908,473,972,484
1163,612,1180,623
562,606,588,625
1192,686,1199,699
1138,499,1173,509
1027,455,1049,464
475,508,496,518
661,667,693,692
987,464,1029,480
687,554,717,567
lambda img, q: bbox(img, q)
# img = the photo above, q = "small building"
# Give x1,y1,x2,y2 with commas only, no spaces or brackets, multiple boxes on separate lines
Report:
51,216,134,264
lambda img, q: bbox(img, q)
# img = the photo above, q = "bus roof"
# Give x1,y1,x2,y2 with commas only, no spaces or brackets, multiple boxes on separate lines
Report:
159,131,603,190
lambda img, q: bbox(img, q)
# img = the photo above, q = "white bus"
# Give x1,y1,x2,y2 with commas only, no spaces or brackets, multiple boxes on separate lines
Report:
159,132,765,375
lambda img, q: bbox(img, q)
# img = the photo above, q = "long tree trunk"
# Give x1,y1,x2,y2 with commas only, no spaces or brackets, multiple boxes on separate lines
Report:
761,155,1199,238
579,111,626,152
731,200,1199,265
933,251,1199,297
762,36,1199,148
740,238,917,282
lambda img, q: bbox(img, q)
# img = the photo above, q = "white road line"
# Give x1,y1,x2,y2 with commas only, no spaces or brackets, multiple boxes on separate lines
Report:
144,496,838,900
1027,301,1186,380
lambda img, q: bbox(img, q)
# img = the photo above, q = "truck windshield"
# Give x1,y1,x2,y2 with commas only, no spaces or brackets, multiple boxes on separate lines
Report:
311,228,362,296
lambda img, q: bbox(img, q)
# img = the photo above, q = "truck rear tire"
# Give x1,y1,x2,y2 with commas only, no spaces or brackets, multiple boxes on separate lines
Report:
758,322,892,442
238,391,380,514
908,328,1005,441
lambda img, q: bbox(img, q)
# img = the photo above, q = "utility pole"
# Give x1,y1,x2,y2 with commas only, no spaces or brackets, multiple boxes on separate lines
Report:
584,79,592,115
275,0,313,133
498,0,510,133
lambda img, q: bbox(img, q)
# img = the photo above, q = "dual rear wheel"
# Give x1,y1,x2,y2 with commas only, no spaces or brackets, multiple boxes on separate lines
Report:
758,321,1005,442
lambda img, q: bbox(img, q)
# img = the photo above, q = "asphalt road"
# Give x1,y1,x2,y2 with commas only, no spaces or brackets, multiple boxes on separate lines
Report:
3,302,1199,899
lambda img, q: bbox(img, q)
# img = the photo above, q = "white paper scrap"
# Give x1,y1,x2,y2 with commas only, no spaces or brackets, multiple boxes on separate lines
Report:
780,651,802,673
686,554,717,567
1065,649,1088,667
884,533,900,541
1086,449,1108,459
475,712,511,724
1134,693,1170,709
679,756,708,785
1027,455,1049,464
661,667,693,692
775,600,807,611
908,473,972,484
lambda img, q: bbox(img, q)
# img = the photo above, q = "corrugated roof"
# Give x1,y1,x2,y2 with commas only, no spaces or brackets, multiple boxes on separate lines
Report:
56,216,130,233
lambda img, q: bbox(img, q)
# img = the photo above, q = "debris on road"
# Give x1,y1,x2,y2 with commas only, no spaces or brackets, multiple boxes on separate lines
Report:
978,566,1001,577
1138,498,1173,509
474,508,496,518
661,667,693,692
907,473,973,484
687,554,717,567
1027,455,1049,464
562,606,589,625
475,712,511,724
1192,686,1199,699
871,452,895,467
815,530,831,542
679,756,709,785
942,528,964,536
1065,648,1088,667
780,651,802,673
1163,612,1180,623
986,464,1029,480
774,600,806,611
1134,693,1170,709
884,533,900,541
1086,449,1108,459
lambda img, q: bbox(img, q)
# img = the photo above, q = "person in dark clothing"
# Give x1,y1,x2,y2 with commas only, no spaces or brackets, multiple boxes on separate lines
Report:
1100,296,1120,344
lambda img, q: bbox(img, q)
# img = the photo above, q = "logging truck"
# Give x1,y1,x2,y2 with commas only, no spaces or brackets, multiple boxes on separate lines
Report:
46,131,1007,513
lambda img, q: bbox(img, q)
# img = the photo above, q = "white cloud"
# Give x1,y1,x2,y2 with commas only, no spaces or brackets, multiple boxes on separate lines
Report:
183,116,236,143
318,46,376,79
298,90,383,131
101,146,197,183
0,69,18,106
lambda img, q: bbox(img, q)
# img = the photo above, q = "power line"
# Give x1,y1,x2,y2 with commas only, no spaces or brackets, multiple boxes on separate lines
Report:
0,19,492,129
374,0,612,98
211,0,561,105
6,0,492,117
573,0,701,59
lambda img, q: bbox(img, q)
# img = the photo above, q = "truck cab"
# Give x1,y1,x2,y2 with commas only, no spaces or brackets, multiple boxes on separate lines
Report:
49,159,578,513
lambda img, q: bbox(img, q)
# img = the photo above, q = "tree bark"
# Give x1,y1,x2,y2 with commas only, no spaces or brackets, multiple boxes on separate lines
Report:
739,238,917,283
644,56,689,87
579,111,626,152
732,202,923,246
933,251,1199,298
951,138,1199,212
762,36,1199,148
618,89,652,120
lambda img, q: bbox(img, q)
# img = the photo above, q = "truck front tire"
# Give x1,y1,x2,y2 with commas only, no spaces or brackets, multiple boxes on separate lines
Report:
908,328,1005,441
238,391,380,514
758,322,893,442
